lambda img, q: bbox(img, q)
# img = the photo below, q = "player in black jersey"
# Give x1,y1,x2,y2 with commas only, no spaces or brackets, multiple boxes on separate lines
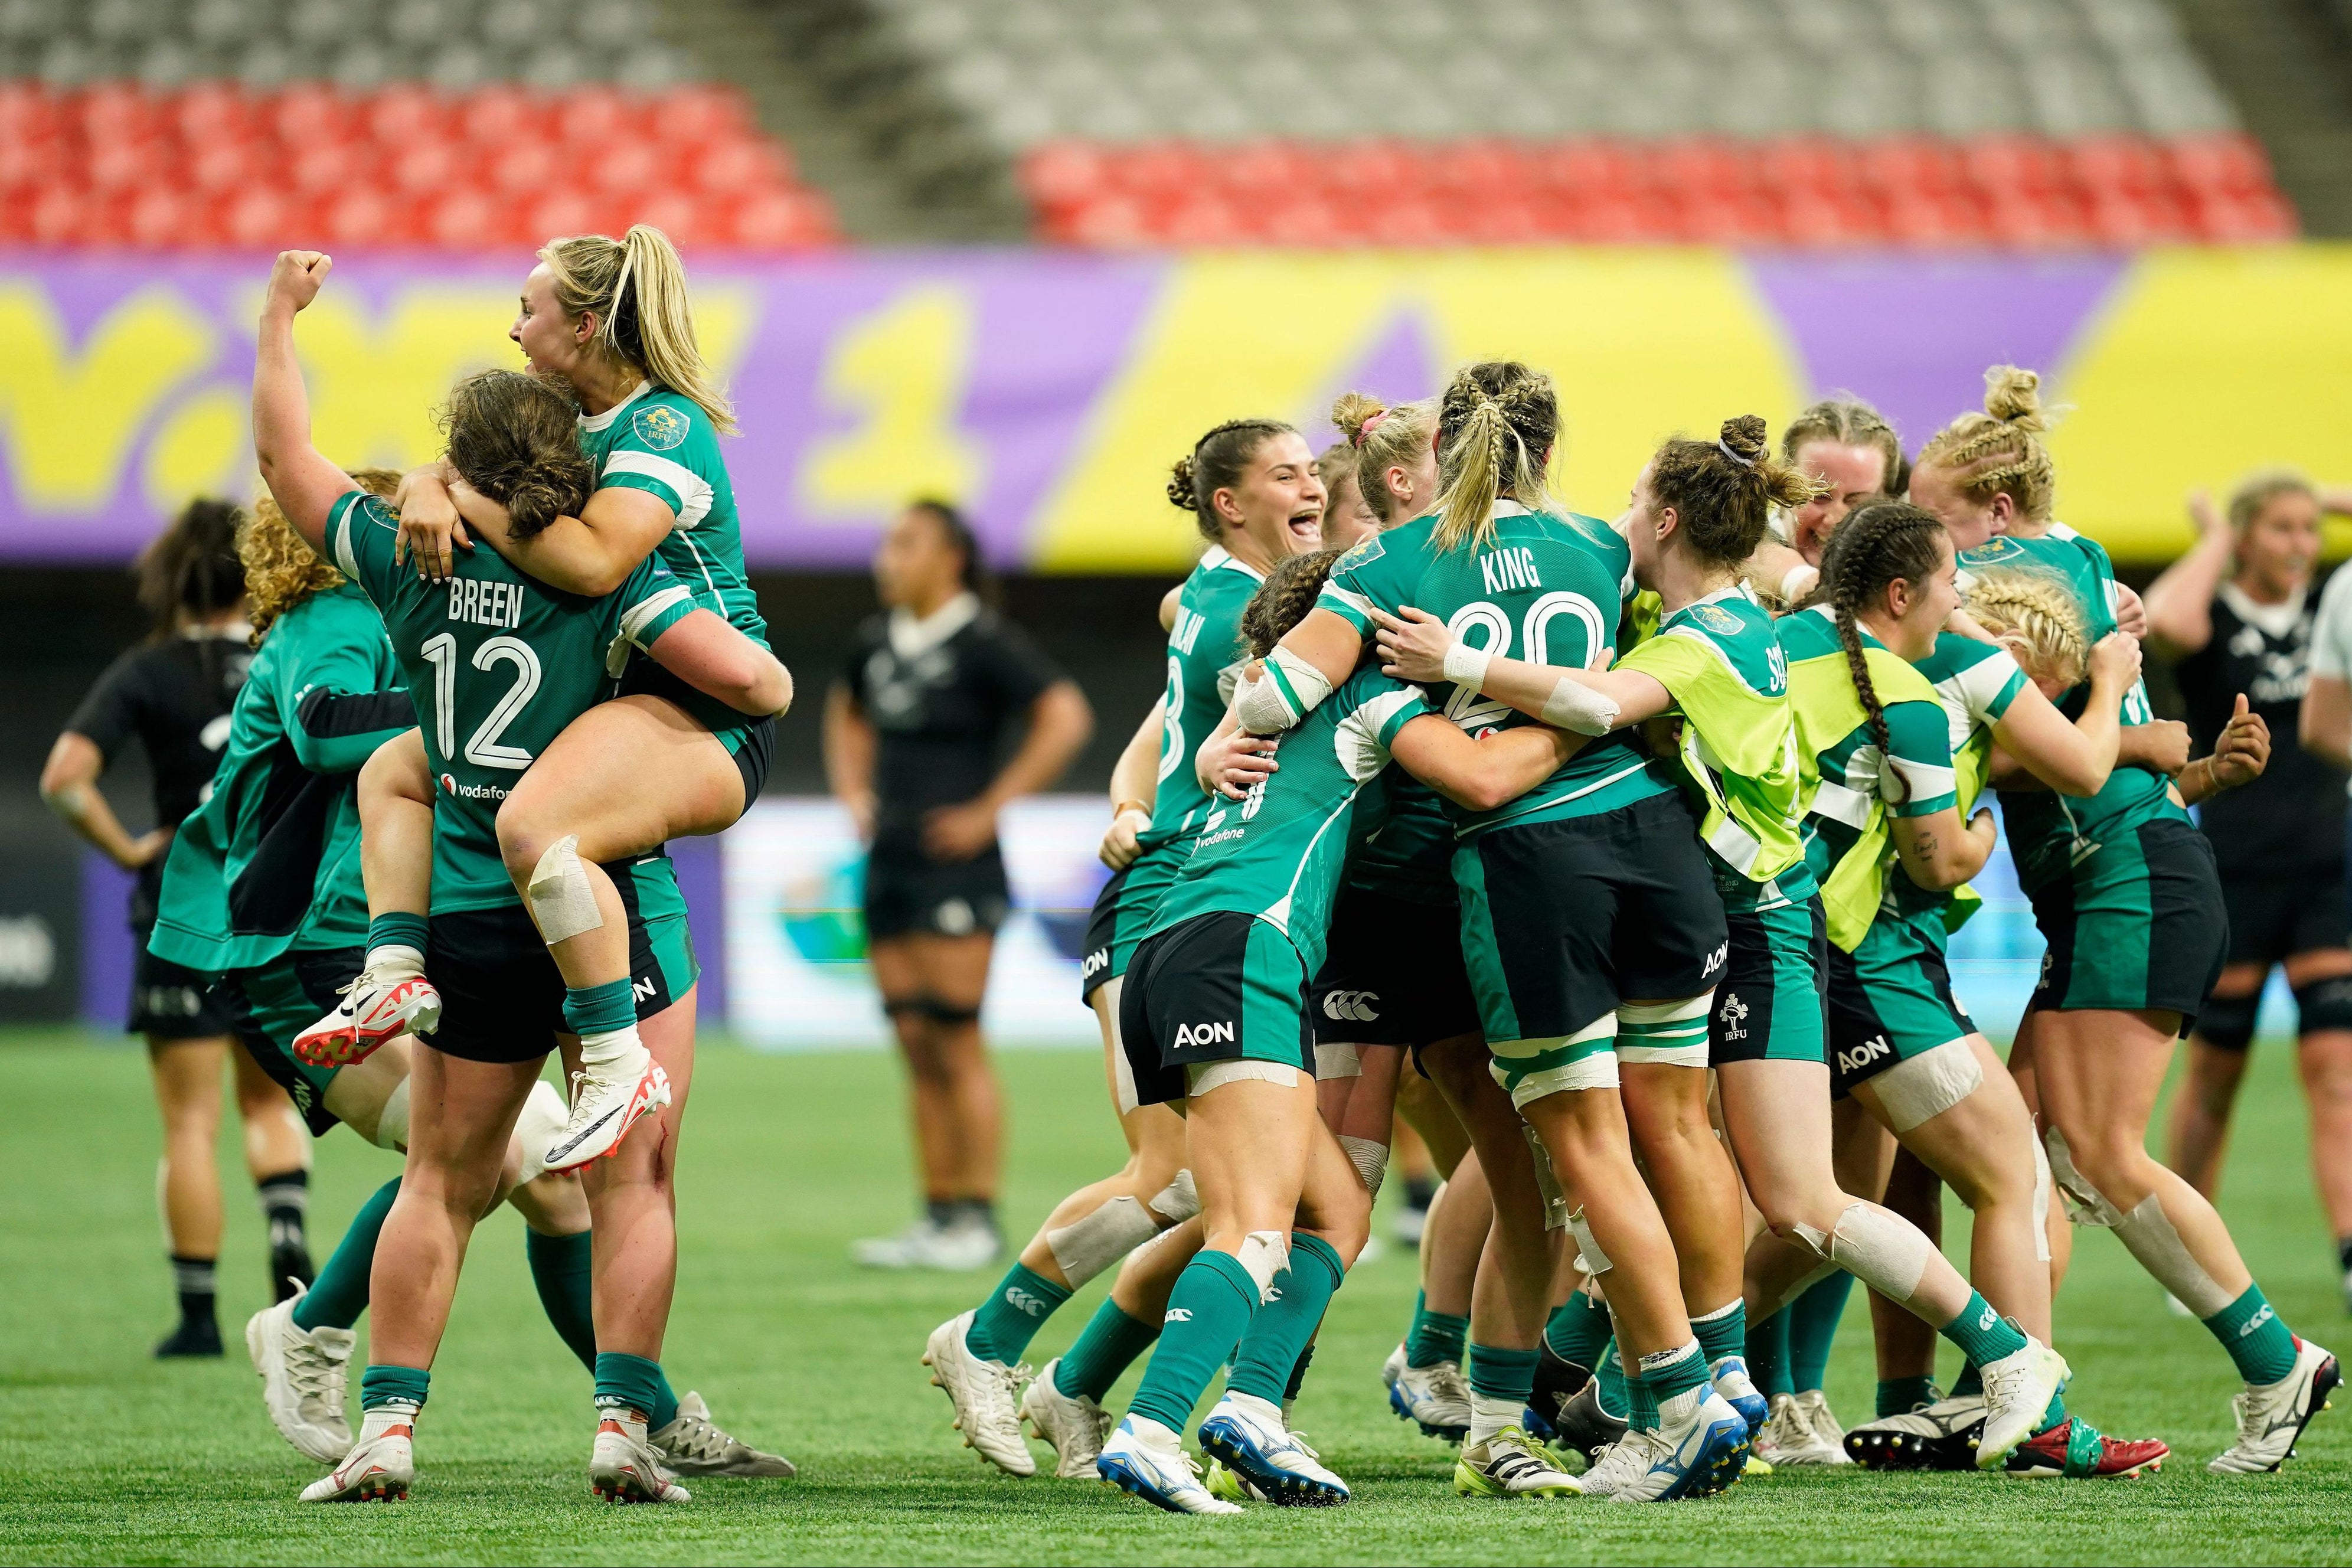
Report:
2148,472,2352,1301
40,498,315,1357
827,499,1095,1270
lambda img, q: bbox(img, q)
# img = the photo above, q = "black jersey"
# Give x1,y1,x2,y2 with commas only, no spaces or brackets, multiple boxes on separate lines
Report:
2174,579,2347,873
842,594,1061,854
66,627,252,927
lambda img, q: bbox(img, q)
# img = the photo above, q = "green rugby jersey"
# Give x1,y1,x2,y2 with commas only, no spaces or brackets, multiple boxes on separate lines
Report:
1142,545,1264,858
1892,631,2029,930
1150,665,1430,976
1783,607,1955,950
1959,526,2182,893
576,383,767,649
329,488,700,913
1344,770,1458,906
148,584,413,974
1317,503,1666,838
1615,584,1811,909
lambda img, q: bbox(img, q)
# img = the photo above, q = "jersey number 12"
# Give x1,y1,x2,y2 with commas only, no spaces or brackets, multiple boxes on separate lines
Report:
420,632,542,770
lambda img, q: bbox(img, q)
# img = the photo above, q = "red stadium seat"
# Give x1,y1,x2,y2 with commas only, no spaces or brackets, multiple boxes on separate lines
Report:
361,83,450,149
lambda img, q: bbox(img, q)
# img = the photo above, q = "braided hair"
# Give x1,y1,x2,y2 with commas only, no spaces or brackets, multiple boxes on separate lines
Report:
1243,549,1342,657
1432,361,1556,553
1915,366,2059,524
1646,414,1826,564
1168,418,1298,543
1818,500,1949,785
1965,567,2089,692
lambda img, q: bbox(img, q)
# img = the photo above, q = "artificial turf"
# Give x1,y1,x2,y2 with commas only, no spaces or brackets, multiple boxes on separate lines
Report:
2,1027,2346,1566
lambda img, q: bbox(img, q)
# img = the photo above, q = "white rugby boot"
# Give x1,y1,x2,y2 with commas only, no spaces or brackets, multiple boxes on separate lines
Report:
1097,1416,1242,1514
1389,1358,1472,1440
1606,1390,1750,1503
1845,1393,1987,1470
1380,1341,1407,1390
1796,1389,1852,1462
2209,1338,2340,1474
300,1407,415,1502
590,1409,691,1502
1709,1354,1768,1436
246,1288,354,1464
1021,1359,1114,1479
853,1215,1001,1271
1197,1391,1348,1505
649,1391,795,1478
1753,1391,1843,1465
922,1311,1036,1476
292,967,439,1066
1976,1335,2070,1470
544,1052,670,1175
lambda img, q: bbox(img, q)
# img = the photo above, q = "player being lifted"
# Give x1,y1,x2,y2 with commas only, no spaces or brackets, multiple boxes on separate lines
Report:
251,251,792,1504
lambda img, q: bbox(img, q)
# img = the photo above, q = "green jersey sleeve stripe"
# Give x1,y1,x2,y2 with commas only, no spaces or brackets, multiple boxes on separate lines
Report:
1317,581,1377,632
330,492,363,582
610,584,698,675
604,449,713,526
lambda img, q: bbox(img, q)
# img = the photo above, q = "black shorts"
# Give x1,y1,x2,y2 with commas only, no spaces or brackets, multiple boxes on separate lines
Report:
1310,884,1480,1048
1710,897,1828,1067
1455,793,1730,1045
2218,855,2348,968
218,946,360,1136
1119,910,1314,1108
130,943,234,1040
731,716,778,818
427,865,694,1065
2027,816,2229,1035
863,844,1010,942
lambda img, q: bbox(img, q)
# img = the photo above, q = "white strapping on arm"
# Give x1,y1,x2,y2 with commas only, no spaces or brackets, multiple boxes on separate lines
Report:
1233,645,1335,735
1443,641,1492,690
1540,674,1621,736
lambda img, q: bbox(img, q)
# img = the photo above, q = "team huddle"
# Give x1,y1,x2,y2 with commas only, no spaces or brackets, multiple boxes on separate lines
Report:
917,360,2341,1514
120,226,2336,1515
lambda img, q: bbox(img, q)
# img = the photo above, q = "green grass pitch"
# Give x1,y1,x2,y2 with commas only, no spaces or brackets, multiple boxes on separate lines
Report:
1,1027,2346,1566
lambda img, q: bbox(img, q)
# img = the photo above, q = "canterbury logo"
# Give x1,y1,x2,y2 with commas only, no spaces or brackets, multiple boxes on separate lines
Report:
1164,1308,1193,1324
2239,1305,2276,1338
1005,1287,1048,1317
1977,1305,1998,1331
1172,1021,1235,1048
1322,990,1380,1023
1834,1036,1892,1075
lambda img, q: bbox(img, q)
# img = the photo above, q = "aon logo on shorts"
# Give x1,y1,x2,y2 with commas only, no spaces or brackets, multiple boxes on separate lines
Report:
1322,990,1381,1023
1173,1021,1236,1048
1835,1035,1893,1076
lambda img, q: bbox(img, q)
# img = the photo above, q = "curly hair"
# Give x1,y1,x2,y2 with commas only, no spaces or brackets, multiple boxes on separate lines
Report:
1243,548,1341,658
1647,414,1827,566
1818,500,1949,783
440,370,595,538
1432,362,1556,553
239,468,402,645
1916,366,2060,524
1168,418,1298,543
1965,567,2089,692
1331,391,1438,524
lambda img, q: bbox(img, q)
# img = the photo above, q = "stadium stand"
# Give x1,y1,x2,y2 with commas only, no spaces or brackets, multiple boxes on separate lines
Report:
0,0,836,249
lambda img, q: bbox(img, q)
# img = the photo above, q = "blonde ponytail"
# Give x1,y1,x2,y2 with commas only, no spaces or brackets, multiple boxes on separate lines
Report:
539,224,736,435
1430,361,1556,554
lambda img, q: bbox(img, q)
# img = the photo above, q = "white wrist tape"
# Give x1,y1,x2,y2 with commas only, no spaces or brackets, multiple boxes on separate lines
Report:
1442,640,1493,689
1338,1135,1390,1200
371,1077,411,1151
1236,1229,1290,1302
525,835,604,945
1539,674,1621,736
1779,563,1819,605
1234,646,1333,734
1046,1194,1162,1286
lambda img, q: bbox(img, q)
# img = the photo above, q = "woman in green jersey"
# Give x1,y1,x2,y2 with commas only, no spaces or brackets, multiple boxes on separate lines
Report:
922,420,1327,1482
1909,370,2338,1474
1376,419,2075,1478
1252,362,1750,1501
254,251,793,1505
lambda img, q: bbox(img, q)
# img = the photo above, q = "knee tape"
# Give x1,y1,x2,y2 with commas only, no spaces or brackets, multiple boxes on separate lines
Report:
919,998,981,1025
2043,1126,2122,1227
1186,1060,1299,1097
1871,1038,1984,1132
1338,1135,1389,1201
1524,1122,1572,1233
1615,994,1713,1068
1314,1041,1363,1080
524,835,603,945
1148,1168,1199,1224
1564,1205,1612,1273
371,1077,411,1151
2294,976,2352,1038
2111,1192,2237,1318
2030,1131,2053,1264
1046,1195,1162,1286
1235,1229,1289,1302
881,993,927,1019
2198,990,2259,1052
1825,1201,1935,1302
1540,674,1621,736
511,1079,570,1178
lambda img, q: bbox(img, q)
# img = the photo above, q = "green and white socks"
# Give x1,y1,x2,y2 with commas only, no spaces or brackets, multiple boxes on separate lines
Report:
365,913,428,984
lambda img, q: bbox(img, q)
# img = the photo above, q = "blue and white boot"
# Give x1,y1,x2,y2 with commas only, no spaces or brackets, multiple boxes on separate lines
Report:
1097,1416,1242,1515
1605,1388,1750,1503
1197,1392,1348,1506
1709,1354,1769,1438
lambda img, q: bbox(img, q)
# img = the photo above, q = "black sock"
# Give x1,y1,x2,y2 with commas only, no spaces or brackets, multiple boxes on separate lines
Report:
926,1198,958,1229
258,1168,313,1293
171,1254,218,1327
2337,1235,2352,1274
1401,1174,1438,1213
957,1197,998,1231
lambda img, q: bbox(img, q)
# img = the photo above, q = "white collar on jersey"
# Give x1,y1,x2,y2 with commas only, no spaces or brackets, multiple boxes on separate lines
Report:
576,378,654,433
1201,544,1265,583
2218,580,2307,641
888,591,981,660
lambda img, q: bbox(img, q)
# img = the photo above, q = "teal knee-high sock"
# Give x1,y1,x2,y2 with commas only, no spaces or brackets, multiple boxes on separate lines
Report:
1746,1308,1793,1398
1226,1236,1342,1405
964,1262,1074,1364
1054,1297,1160,1403
1877,1374,1941,1417
1594,1337,1630,1418
1939,1292,2028,1367
1691,1297,1747,1368
530,1230,677,1428
1544,1290,1613,1369
293,1177,400,1332
1789,1270,1855,1393
2204,1284,2298,1384
1407,1288,1469,1369
1128,1252,1259,1432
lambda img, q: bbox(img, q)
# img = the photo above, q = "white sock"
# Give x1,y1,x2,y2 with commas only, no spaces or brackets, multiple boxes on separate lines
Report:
579,1023,644,1075
1468,1393,1521,1447
357,1402,417,1440
596,1403,649,1437
1222,1389,1284,1428
1125,1413,1182,1452
366,944,424,984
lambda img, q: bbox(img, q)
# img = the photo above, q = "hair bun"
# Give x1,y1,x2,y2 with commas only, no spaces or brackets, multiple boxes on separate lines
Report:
1982,366,2047,432
1330,391,1387,447
1167,456,1198,512
1718,413,1769,465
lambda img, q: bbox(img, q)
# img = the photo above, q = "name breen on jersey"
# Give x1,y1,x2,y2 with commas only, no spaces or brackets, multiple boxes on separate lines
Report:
447,577,527,629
